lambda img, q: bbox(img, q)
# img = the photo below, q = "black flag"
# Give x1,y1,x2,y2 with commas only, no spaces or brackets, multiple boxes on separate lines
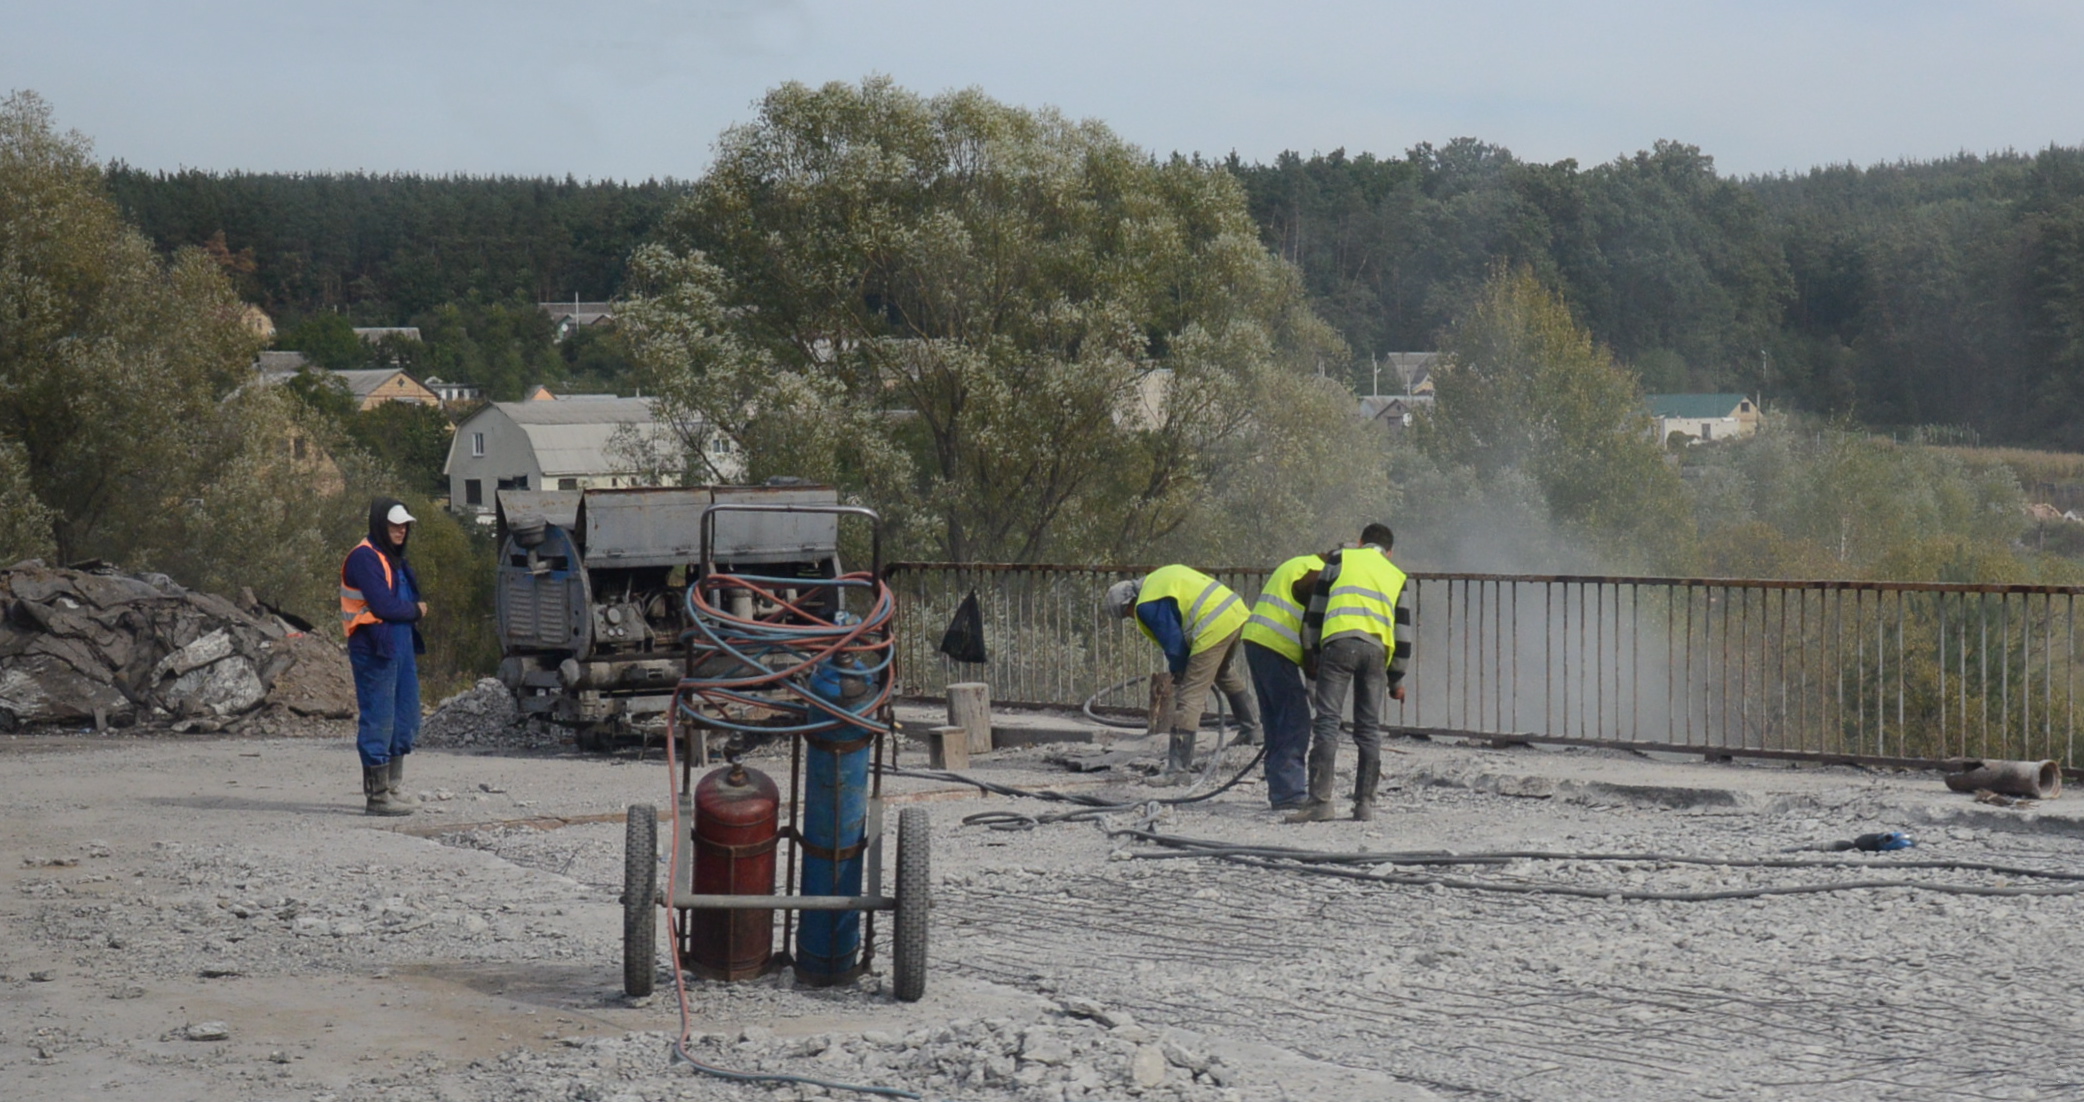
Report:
938,590,988,664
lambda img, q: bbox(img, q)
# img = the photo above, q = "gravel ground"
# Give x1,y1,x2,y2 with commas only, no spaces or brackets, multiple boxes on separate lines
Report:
3,726,2082,1101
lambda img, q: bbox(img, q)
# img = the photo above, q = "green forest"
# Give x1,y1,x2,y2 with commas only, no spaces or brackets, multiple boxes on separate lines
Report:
103,134,2084,450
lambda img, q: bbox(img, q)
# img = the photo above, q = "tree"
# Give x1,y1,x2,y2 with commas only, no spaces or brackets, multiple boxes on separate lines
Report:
275,312,367,370
630,77,1345,562
0,437,54,563
1416,266,1688,566
0,90,261,563
347,401,454,496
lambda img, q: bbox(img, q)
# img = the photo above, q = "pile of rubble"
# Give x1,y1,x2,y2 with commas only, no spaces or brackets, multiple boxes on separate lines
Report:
0,560,356,731
418,677,565,750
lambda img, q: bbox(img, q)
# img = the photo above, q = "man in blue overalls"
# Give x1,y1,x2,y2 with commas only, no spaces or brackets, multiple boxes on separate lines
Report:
340,498,426,816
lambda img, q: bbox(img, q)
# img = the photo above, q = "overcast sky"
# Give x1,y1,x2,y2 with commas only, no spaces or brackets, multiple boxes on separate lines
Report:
7,0,2081,181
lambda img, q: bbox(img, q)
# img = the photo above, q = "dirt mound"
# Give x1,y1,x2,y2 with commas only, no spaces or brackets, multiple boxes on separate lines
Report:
0,560,357,731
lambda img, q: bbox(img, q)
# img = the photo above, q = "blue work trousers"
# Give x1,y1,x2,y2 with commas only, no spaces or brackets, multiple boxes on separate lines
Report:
1245,641,1311,807
351,646,420,769
1309,636,1386,761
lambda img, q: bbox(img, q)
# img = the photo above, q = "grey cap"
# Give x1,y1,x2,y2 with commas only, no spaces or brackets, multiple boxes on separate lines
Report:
1103,579,1141,619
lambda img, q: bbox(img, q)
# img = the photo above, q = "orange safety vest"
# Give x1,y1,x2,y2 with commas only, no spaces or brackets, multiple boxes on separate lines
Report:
339,538,393,638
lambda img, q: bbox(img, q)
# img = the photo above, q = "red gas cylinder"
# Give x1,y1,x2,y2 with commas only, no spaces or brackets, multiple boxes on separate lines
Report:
688,763,780,980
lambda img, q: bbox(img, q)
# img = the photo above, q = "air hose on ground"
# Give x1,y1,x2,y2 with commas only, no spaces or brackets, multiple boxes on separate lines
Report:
1112,829,2084,901
898,687,1267,830
904,740,1265,831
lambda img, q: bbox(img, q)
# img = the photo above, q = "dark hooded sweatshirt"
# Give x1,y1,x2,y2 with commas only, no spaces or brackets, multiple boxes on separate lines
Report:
342,497,424,661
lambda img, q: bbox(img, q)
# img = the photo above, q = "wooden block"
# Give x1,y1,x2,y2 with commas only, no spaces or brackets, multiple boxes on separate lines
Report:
947,682,992,754
1146,671,1174,734
928,725,970,771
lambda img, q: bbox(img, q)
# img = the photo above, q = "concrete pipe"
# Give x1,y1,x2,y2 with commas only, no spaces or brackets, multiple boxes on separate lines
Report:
1943,758,2062,799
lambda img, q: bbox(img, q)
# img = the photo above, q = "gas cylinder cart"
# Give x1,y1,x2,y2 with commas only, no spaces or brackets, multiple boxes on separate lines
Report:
620,503,930,1003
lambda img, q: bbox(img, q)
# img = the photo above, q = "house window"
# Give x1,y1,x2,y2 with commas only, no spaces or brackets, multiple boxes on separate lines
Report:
472,432,486,457
1702,424,1714,440
465,479,482,506
558,478,578,491
515,475,529,490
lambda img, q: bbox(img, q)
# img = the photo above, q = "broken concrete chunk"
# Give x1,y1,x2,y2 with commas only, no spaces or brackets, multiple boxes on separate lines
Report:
0,657,132,727
8,571,74,604
183,1021,231,1041
155,628,235,680
69,572,163,609
1130,1044,1168,1087
165,656,266,717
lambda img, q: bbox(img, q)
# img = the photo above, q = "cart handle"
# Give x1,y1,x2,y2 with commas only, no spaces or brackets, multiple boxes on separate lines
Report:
698,503,884,579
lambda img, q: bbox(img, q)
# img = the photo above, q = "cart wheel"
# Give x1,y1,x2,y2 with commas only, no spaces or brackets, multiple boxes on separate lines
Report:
892,806,929,1002
623,803,658,997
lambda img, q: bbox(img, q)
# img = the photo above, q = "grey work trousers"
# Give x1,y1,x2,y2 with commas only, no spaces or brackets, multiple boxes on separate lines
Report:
1307,635,1386,771
1165,627,1262,742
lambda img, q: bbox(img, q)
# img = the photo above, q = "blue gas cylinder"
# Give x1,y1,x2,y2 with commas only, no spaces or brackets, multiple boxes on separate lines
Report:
794,657,873,984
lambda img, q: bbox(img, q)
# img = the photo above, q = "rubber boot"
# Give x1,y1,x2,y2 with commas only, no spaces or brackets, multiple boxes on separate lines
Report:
1352,753,1382,822
1225,689,1263,747
386,756,416,807
1284,741,1339,823
1147,730,1198,787
364,765,413,817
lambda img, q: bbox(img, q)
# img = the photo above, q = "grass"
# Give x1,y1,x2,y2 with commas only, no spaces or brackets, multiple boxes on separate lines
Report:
1936,446,2084,487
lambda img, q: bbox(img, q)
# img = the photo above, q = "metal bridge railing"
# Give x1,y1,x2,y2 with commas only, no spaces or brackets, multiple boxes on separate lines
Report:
886,563,2084,771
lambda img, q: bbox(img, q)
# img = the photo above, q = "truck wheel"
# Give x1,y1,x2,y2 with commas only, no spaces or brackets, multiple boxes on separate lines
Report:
623,803,658,997
891,807,929,1002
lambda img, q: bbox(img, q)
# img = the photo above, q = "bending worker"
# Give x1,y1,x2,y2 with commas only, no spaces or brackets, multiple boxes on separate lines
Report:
1105,565,1263,785
341,498,427,817
1241,551,1325,810
1288,523,1411,822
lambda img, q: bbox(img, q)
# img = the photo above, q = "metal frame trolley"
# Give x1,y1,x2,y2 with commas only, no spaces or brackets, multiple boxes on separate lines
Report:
622,503,929,1002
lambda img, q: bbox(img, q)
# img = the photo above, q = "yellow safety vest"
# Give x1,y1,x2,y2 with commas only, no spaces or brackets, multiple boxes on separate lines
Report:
1320,546,1406,650
1241,553,1325,665
1134,565,1249,655
339,538,392,638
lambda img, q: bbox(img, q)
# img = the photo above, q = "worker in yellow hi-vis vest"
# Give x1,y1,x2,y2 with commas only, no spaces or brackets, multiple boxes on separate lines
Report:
1104,565,1263,785
1241,551,1325,810
1287,523,1412,823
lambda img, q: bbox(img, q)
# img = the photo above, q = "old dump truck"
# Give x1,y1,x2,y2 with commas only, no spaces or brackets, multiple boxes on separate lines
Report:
493,485,841,750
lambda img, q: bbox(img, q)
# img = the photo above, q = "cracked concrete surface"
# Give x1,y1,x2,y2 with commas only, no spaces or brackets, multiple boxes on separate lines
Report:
3,722,2081,1101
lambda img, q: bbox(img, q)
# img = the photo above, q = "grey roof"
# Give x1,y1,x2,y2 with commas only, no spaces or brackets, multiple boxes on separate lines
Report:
333,369,414,399
1380,351,1439,387
1359,394,1432,422
255,350,308,376
500,397,654,425
475,398,663,478
353,326,422,342
540,302,615,324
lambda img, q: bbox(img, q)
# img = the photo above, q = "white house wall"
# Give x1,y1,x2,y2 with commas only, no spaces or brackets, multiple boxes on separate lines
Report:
445,408,544,513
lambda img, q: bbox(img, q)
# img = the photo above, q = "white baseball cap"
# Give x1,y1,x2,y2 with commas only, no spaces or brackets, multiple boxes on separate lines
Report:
386,504,417,525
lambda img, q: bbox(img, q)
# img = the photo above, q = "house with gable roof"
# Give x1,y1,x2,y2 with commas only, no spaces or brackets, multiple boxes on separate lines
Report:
1647,394,1760,446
